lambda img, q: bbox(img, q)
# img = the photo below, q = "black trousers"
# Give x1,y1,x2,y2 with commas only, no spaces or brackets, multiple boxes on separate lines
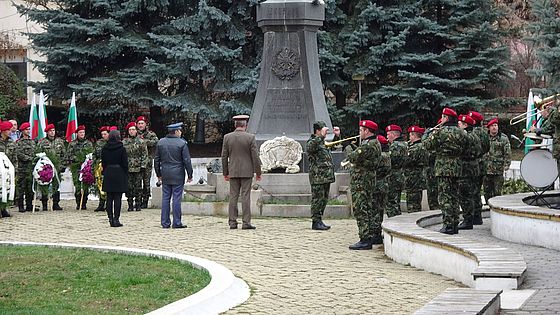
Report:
106,192,123,221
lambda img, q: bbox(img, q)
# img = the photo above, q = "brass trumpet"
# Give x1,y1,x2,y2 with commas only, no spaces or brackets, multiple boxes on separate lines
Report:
510,93,560,125
325,135,360,147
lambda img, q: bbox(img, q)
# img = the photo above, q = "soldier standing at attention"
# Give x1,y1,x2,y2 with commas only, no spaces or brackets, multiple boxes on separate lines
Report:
457,115,482,230
375,135,391,225
385,124,407,217
306,121,335,231
37,124,66,211
0,121,16,218
136,116,158,209
123,122,148,212
483,118,511,203
67,125,94,210
93,126,110,212
15,122,35,212
405,126,429,213
423,108,467,235
468,111,490,225
348,120,382,250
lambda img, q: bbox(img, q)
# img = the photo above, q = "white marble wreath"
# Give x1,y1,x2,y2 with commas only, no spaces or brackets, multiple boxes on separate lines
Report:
259,136,302,173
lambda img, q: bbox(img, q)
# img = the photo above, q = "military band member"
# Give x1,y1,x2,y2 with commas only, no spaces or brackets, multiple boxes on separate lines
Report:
385,124,408,217
307,121,334,231
0,121,16,218
123,122,148,212
348,120,382,250
136,116,159,209
423,108,468,234
37,124,66,211
529,105,555,136
468,111,490,224
93,126,110,212
67,125,94,210
483,118,511,204
457,115,482,230
405,126,429,213
15,122,35,212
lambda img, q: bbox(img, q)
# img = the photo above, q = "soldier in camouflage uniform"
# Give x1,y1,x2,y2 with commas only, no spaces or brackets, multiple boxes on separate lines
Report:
136,116,159,209
405,126,429,213
457,115,482,230
123,122,148,212
376,135,391,226
348,120,382,250
306,121,335,231
423,108,468,235
66,125,94,210
385,124,407,217
15,122,35,212
468,111,490,225
483,118,511,204
426,151,439,210
93,126,110,212
0,121,16,218
530,105,555,137
36,124,66,211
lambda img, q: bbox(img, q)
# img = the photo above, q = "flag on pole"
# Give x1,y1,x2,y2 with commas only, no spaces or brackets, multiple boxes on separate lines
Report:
65,92,78,142
29,94,39,139
37,90,48,139
525,89,540,154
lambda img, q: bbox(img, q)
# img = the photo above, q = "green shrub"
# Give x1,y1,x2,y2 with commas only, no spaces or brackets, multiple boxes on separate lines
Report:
501,179,533,195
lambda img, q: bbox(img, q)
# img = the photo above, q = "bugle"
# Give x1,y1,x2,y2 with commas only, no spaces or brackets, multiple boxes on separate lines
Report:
510,93,560,125
325,135,360,147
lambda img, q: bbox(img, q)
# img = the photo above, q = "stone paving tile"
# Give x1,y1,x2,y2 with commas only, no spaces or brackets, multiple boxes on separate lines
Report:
0,202,460,314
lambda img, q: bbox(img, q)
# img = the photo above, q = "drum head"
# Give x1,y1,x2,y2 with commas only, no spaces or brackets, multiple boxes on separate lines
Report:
520,149,558,188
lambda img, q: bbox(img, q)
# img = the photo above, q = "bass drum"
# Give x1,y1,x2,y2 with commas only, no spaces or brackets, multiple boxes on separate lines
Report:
520,149,558,188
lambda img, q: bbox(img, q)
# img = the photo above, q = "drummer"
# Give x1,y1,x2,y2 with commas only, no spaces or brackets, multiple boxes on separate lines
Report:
483,118,511,204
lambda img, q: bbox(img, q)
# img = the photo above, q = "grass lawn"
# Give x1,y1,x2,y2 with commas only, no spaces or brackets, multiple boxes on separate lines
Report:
0,246,211,314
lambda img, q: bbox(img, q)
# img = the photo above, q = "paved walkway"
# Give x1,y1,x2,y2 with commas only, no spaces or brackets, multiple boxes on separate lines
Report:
0,202,460,314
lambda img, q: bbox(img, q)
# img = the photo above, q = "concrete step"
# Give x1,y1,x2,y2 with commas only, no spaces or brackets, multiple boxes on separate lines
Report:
414,288,501,315
185,184,217,193
261,194,312,204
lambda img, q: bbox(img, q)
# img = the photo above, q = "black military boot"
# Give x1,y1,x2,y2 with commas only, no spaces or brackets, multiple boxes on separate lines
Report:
52,192,63,211
81,194,88,210
134,198,141,211
473,213,483,225
349,238,373,250
75,193,81,210
94,199,106,212
25,196,33,212
370,234,383,245
319,220,331,230
41,197,48,211
1,209,11,218
17,198,25,212
439,225,458,235
458,219,474,230
141,196,148,209
312,220,329,231
127,199,134,212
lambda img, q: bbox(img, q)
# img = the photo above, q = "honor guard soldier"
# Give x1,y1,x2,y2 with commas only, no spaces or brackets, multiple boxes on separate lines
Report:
405,126,429,213
457,115,482,230
93,126,110,212
423,108,468,234
348,120,382,250
136,116,159,208
15,122,36,212
66,125,94,209
483,118,511,203
0,121,16,218
37,124,66,211
468,111,490,224
306,121,334,231
376,135,391,219
123,122,148,212
385,124,407,217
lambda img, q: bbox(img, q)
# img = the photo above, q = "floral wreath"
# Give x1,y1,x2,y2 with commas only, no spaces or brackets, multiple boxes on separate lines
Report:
33,153,56,186
0,152,15,203
79,153,95,186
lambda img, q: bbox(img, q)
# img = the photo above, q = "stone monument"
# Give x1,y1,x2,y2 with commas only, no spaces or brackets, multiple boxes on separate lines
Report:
248,0,333,144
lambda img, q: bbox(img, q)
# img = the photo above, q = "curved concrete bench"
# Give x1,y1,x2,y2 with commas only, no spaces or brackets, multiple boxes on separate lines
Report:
0,241,250,314
489,192,560,252
382,210,526,291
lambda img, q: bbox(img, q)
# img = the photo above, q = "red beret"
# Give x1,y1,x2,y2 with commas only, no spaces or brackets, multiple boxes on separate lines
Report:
486,118,499,128
44,124,55,132
0,121,12,132
459,115,476,126
359,120,378,131
468,111,483,122
442,107,458,118
109,126,118,131
385,124,402,133
136,116,146,123
99,126,109,132
377,135,388,145
407,126,425,134
19,122,31,131
76,125,86,132
126,122,137,130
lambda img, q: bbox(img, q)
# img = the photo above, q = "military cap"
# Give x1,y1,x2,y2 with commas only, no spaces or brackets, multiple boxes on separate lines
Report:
0,121,12,132
166,122,183,131
19,122,30,131
136,116,147,123
385,124,402,133
313,121,327,131
407,126,425,134
377,135,388,145
109,126,118,131
76,125,86,132
44,124,55,132
458,114,476,126
486,118,499,128
442,107,458,118
126,122,137,130
232,114,250,121
99,126,109,132
359,120,378,131
468,111,484,122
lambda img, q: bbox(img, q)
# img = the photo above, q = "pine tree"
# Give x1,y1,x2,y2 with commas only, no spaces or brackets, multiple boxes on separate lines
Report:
0,63,25,119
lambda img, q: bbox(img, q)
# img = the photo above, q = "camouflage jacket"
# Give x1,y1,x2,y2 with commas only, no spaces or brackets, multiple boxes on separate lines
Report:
37,136,66,166
306,134,335,185
539,112,555,135
15,137,36,170
547,107,560,159
347,136,381,191
66,138,94,166
485,132,511,175
423,123,467,178
375,150,392,191
473,126,490,175
138,128,158,166
0,136,16,166
93,138,107,163
123,136,148,172
460,128,482,178
405,139,429,189
388,138,408,189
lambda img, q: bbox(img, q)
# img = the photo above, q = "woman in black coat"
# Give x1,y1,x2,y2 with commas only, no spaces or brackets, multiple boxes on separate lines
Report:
101,130,129,227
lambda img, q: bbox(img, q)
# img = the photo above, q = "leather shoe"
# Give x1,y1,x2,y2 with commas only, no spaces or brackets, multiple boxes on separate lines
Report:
319,220,331,230
312,221,329,231
172,224,187,229
230,225,238,229
349,238,372,250
1,209,11,218
439,225,458,235
458,220,473,230
241,224,256,230
473,215,483,225
371,235,383,245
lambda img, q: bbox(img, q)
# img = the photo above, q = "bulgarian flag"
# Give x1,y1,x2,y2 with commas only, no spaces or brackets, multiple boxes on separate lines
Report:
37,90,48,139
525,89,540,154
29,94,40,139
65,92,78,142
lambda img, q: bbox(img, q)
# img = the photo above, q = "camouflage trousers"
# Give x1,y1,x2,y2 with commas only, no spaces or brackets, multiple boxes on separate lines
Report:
483,174,504,204
438,176,461,227
140,160,153,201
352,189,384,239
311,183,330,221
474,175,484,218
16,166,34,204
126,172,142,201
406,189,422,213
427,173,439,210
386,187,402,217
459,176,478,222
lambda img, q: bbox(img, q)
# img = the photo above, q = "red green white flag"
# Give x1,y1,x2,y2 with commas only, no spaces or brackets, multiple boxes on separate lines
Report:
65,92,78,142
29,94,40,139
37,90,48,140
